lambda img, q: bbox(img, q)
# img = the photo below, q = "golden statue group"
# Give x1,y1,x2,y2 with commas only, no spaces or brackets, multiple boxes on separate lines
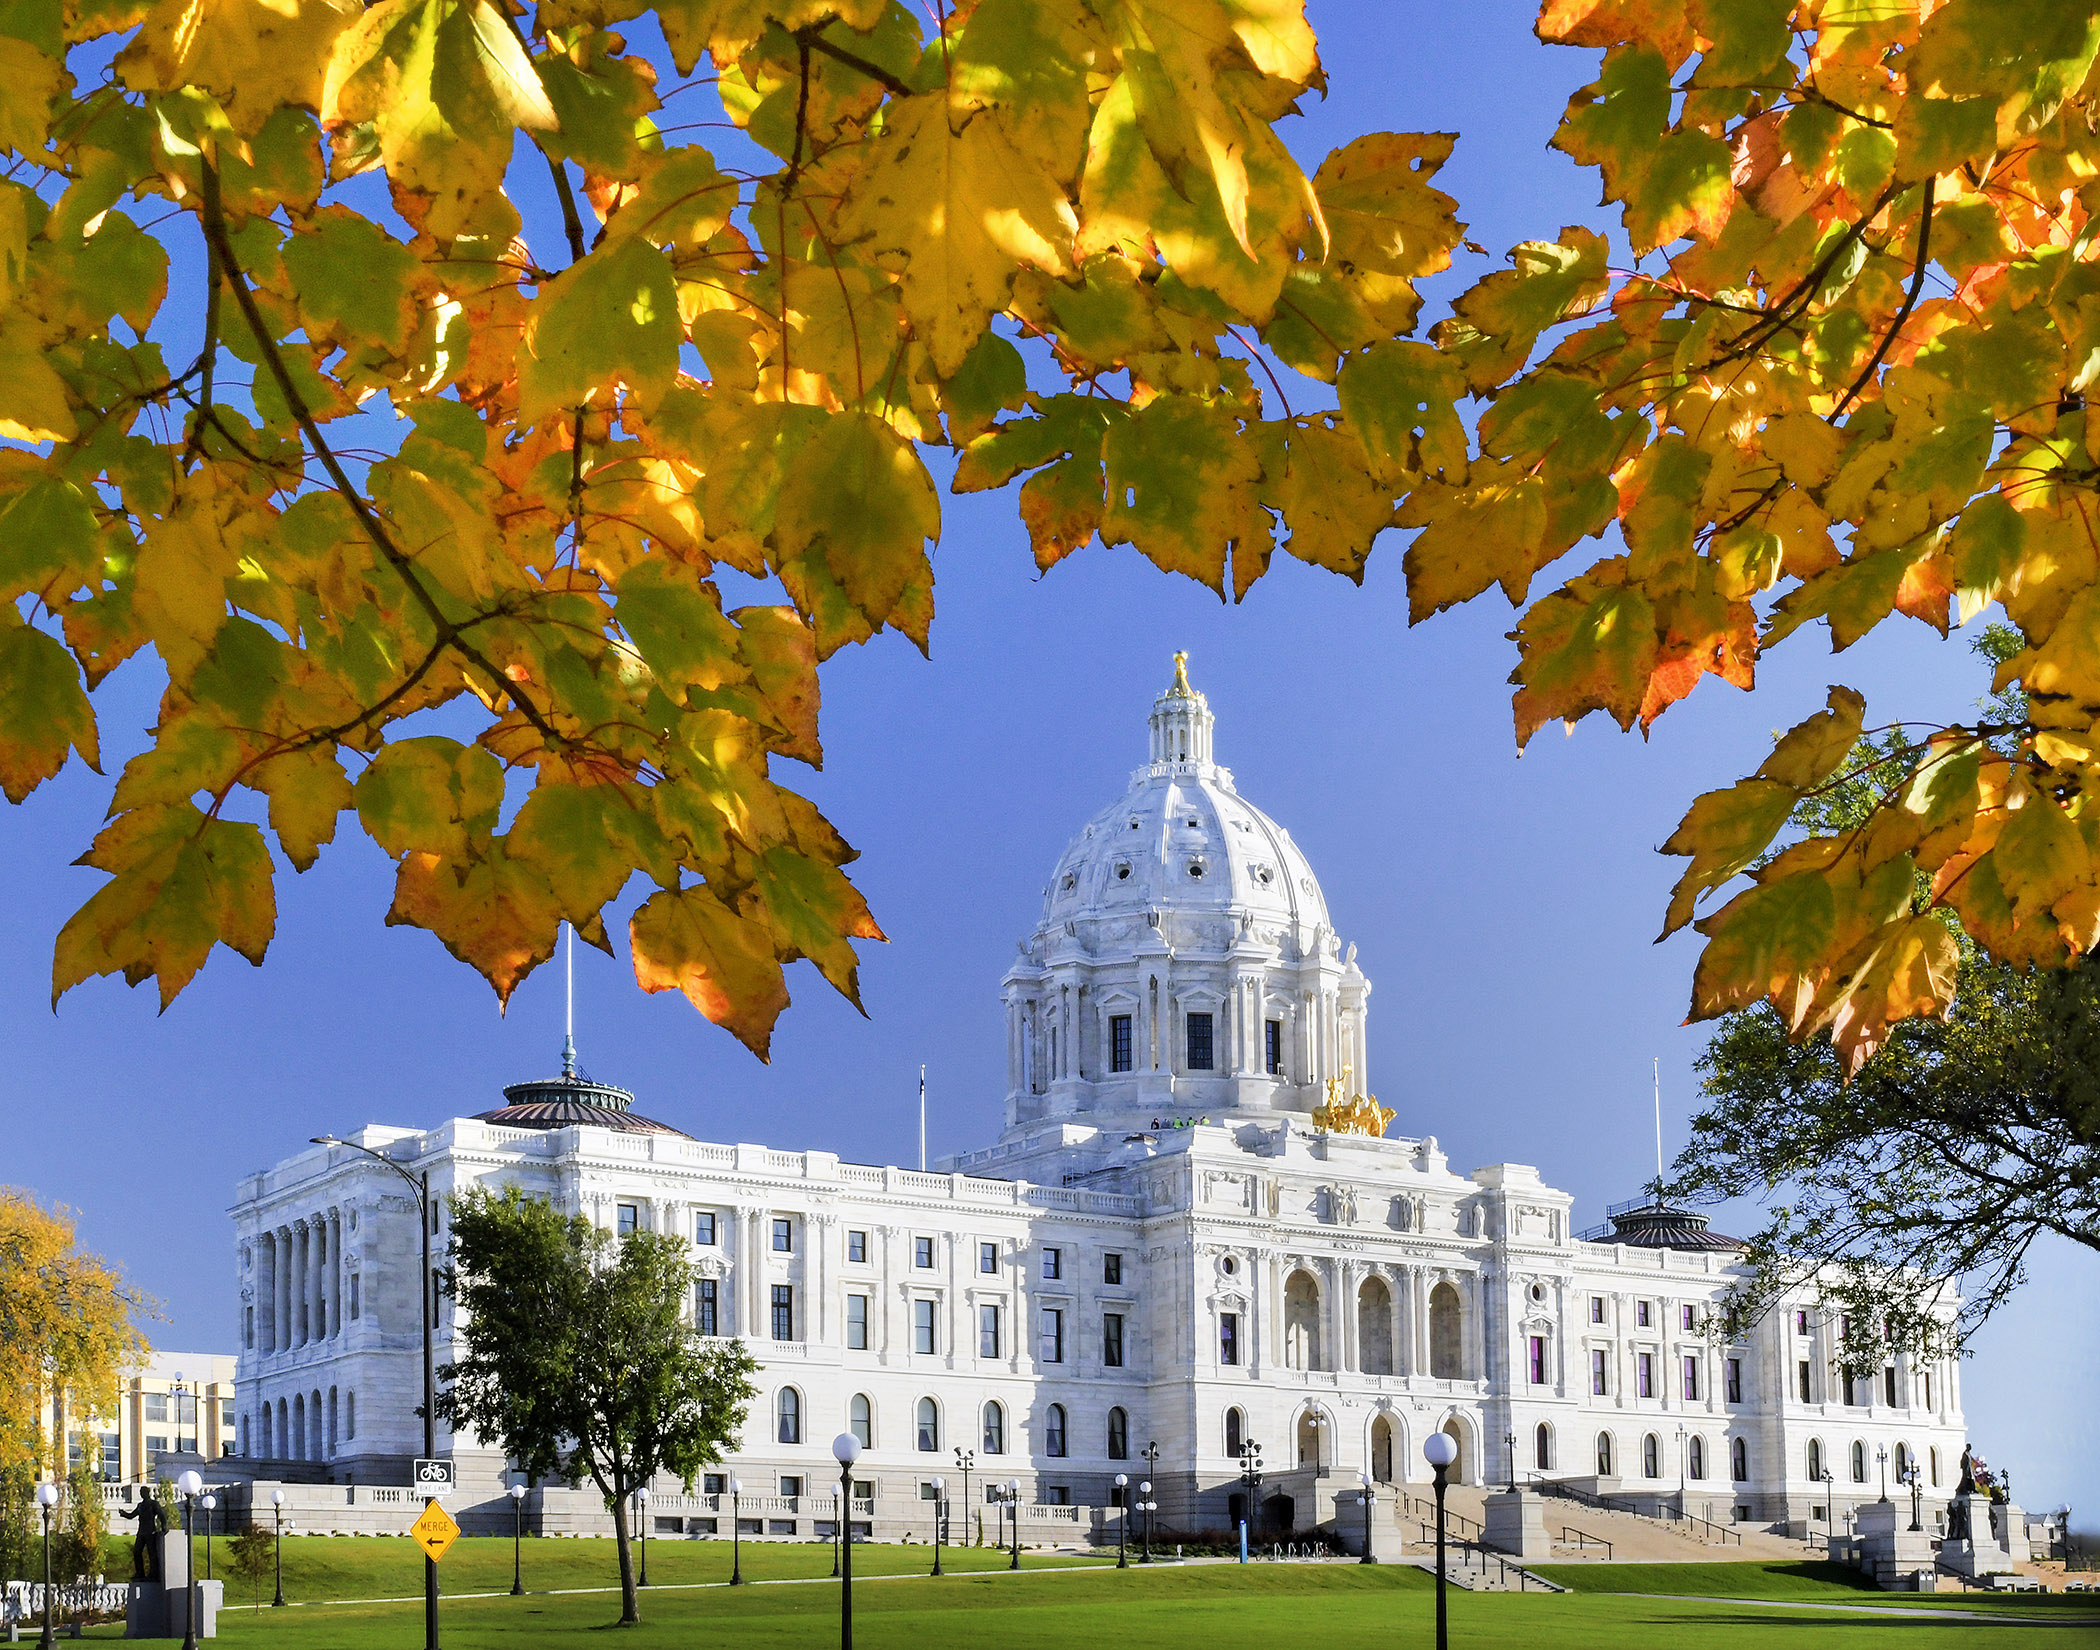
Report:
1312,1069,1394,1137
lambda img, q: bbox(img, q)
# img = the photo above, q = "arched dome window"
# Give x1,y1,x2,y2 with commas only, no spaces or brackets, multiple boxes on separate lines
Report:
1045,1404,1067,1458
848,1394,872,1450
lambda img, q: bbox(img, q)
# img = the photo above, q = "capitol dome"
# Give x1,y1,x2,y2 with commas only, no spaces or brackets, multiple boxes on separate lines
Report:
1000,657,1370,1138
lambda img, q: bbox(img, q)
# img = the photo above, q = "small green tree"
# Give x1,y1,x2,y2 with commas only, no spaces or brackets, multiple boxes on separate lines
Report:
0,1468,31,1581
437,1188,757,1627
52,1467,105,1583
225,1525,274,1613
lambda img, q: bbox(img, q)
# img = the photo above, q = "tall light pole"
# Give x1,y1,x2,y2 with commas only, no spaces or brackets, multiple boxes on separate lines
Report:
1006,1479,1021,1570
1876,1445,1889,1503
636,1485,651,1587
313,1134,438,1650
1358,1473,1375,1565
832,1435,861,1650
832,1488,842,1579
270,1490,285,1606
1114,1474,1129,1568
1674,1423,1687,1515
953,1449,974,1549
508,1484,526,1594
1423,1431,1457,1650
1820,1468,1836,1551
1139,1440,1161,1561
929,1476,945,1576
1905,1465,1923,1534
201,1494,217,1580
730,1479,744,1585
1138,1481,1153,1563
1503,1429,1516,1491
177,1468,203,1650
1237,1440,1263,1555
35,1480,57,1650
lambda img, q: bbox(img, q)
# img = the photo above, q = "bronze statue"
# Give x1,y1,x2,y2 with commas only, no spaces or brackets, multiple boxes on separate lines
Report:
117,1490,167,1582
1956,1446,1977,1496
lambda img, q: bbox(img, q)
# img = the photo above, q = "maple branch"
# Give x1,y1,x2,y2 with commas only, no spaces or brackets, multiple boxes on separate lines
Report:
180,197,223,471
196,161,564,752
1829,191,1934,423
803,32,914,99
1702,181,1903,373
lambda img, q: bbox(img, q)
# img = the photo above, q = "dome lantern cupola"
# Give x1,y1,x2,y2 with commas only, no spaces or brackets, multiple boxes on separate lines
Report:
1148,651,1214,768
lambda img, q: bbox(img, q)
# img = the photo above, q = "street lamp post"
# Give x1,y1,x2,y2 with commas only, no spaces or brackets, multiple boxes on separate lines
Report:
271,1490,285,1606
1139,1440,1161,1561
1114,1474,1129,1568
832,1435,861,1650
636,1486,650,1588
730,1480,744,1585
1876,1446,1889,1504
1358,1473,1375,1565
832,1490,842,1578
930,1476,945,1576
1424,1431,1457,1650
1006,1480,1021,1570
313,1134,438,1650
1504,1430,1517,1491
201,1494,216,1580
1674,1424,1687,1514
177,1469,202,1650
508,1484,526,1594
1237,1440,1263,1558
35,1480,57,1650
1905,1465,1923,1534
953,1449,974,1550
1138,1481,1153,1563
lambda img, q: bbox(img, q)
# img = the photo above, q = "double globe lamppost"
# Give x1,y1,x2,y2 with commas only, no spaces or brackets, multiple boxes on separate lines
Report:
729,1479,745,1585
269,1490,286,1608
928,1477,945,1576
176,1468,203,1650
1005,1479,1021,1569
1114,1474,1129,1568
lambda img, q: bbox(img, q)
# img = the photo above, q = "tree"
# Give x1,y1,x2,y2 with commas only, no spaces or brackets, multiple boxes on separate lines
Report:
225,1523,275,1613
436,1186,757,1626
0,1189,150,1490
52,1466,106,1585
0,0,1461,1057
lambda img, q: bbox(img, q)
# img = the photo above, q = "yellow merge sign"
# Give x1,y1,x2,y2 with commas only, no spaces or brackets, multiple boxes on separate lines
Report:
411,1500,459,1562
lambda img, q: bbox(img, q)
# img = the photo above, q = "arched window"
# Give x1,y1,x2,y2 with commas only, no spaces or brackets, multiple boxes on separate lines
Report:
983,1401,1005,1454
310,1389,322,1458
1731,1436,1747,1482
1428,1283,1462,1379
1894,1442,1911,1481
1850,1440,1867,1483
1596,1433,1613,1477
259,1407,272,1456
1533,1422,1551,1471
1688,1435,1705,1480
1808,1438,1823,1482
849,1393,873,1450
1371,1415,1394,1483
277,1398,289,1461
292,1394,306,1463
1284,1271,1322,1371
345,1391,355,1441
1045,1403,1067,1458
1929,1445,1940,1486
1357,1277,1394,1376
1642,1433,1659,1479
778,1388,801,1445
328,1387,339,1454
1107,1407,1129,1460
1224,1407,1244,1457
916,1398,939,1452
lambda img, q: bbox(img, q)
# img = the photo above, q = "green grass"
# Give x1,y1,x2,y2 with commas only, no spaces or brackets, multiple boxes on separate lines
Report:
1536,1559,2100,1613
57,1551,2095,1648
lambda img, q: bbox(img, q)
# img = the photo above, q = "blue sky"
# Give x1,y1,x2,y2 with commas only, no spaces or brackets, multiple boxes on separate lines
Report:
5,1,2091,1515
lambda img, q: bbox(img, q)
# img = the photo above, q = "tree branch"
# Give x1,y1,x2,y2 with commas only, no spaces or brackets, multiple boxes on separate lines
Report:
1830,190,1934,422
804,32,914,99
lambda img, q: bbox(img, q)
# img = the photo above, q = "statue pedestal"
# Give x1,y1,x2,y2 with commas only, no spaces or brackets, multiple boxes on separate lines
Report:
1942,1493,2012,1579
1482,1488,1551,1561
123,1532,220,1639
1329,1487,1406,1562
1995,1501,2030,1564
1853,1499,1937,1590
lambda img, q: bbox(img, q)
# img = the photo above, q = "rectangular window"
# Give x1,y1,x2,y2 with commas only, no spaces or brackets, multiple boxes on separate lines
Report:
780,1476,803,1499
847,1229,867,1263
1042,1246,1062,1281
145,1394,168,1423
1039,1307,1064,1364
771,1284,794,1342
1681,1304,1695,1331
1590,1296,1605,1324
1726,1358,1742,1403
98,1433,120,1481
694,1210,716,1245
773,1218,793,1253
704,1474,725,1495
980,1241,998,1274
913,1299,936,1355
1637,1352,1654,1399
915,1236,935,1268
1796,1308,1809,1334
1590,1348,1608,1395
145,1434,168,1456
1185,1011,1214,1070
1104,1313,1125,1368
617,1203,639,1237
349,1274,359,1320
1839,1312,1851,1340
1682,1355,1700,1401
1110,1015,1133,1073
1884,1366,1898,1406
1103,1252,1122,1286
1924,1372,1933,1410
846,1293,868,1350
1843,1371,1858,1407
979,1304,1001,1359
1528,1335,1546,1384
1265,1018,1282,1075
1636,1300,1651,1328
1220,1312,1239,1366
696,1279,719,1337
1798,1360,1812,1403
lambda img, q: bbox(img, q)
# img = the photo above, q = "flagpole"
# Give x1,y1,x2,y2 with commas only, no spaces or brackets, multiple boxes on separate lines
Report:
919,1065,927,1172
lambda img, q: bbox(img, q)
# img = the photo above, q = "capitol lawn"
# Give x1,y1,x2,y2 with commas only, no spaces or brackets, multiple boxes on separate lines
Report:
61,1539,2098,1646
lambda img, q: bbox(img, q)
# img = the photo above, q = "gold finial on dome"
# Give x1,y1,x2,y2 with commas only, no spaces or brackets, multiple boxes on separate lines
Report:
1169,650,1193,697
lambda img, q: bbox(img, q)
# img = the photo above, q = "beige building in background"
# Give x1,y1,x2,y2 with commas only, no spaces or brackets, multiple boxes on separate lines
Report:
46,1350,238,1482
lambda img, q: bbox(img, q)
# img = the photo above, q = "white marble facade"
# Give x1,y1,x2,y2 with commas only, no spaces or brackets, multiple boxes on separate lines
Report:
230,667,1967,1539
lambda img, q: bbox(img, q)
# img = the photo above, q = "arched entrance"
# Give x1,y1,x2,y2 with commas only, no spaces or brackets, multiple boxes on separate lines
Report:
1371,1415,1394,1483
1440,1418,1469,1484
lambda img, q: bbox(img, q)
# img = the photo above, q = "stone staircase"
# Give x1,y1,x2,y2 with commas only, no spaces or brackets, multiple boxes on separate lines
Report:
1397,1483,1808,1566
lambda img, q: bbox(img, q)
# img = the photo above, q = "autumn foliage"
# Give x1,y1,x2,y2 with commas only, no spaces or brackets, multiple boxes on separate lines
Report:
2,0,2098,1067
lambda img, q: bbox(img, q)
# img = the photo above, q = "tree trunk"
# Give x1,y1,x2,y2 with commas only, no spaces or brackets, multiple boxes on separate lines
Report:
609,1480,638,1625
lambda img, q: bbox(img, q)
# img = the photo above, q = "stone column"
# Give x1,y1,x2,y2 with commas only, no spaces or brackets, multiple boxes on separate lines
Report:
292,1223,308,1347
258,1233,276,1354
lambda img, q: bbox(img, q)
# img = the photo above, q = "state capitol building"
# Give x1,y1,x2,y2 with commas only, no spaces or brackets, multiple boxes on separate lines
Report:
229,663,1968,1543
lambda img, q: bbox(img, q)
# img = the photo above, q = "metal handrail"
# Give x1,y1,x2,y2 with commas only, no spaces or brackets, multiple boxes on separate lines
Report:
1676,1508,1742,1546
1557,1525,1612,1559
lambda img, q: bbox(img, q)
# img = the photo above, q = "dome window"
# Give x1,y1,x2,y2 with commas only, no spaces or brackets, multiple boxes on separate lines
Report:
1061,872,1076,891
1252,865,1273,886
1187,860,1206,879
1115,862,1132,881
1187,817,1200,827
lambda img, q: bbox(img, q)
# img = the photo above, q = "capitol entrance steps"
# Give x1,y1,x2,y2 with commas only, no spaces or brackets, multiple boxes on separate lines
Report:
1395,1483,1808,1565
